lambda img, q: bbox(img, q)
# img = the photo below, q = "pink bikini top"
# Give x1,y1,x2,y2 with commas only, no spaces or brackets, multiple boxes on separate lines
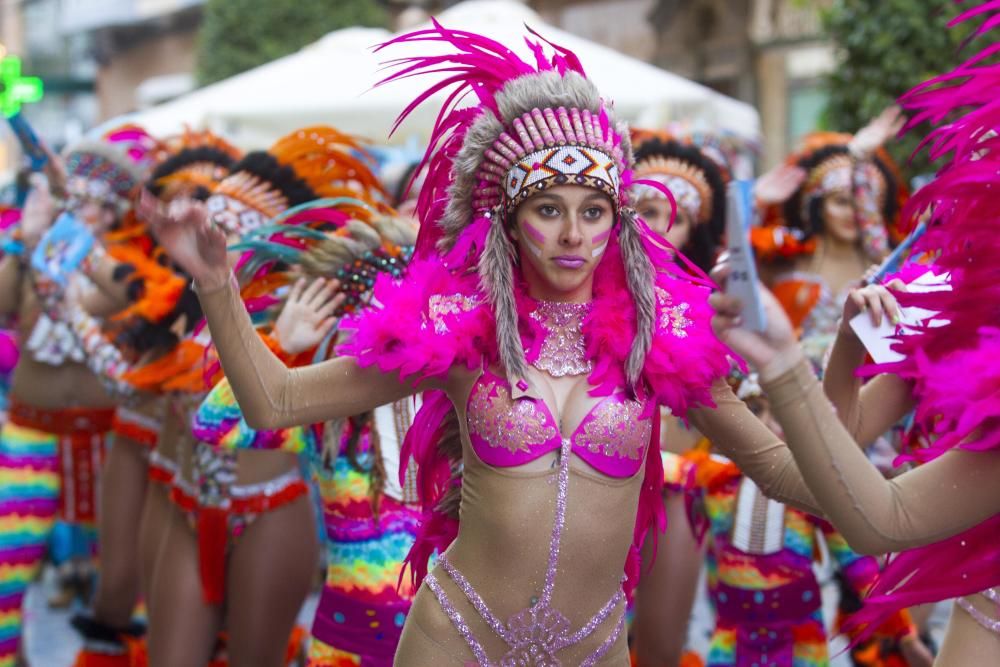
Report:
466,368,653,478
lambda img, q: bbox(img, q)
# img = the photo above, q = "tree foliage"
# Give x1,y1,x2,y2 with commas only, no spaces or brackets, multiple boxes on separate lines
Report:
196,0,387,85
822,0,972,177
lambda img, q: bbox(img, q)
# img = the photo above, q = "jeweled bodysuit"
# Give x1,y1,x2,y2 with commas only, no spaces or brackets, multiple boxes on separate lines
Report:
418,301,653,665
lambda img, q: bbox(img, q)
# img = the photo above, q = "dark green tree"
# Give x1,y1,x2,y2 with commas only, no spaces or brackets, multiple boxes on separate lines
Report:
822,0,973,177
196,0,387,85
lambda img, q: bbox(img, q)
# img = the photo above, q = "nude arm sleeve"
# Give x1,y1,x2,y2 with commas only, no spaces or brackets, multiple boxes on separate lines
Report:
764,358,1000,555
197,276,419,430
822,329,914,446
689,379,824,516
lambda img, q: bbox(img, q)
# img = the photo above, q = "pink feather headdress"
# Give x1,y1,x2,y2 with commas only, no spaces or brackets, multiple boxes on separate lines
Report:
341,21,735,600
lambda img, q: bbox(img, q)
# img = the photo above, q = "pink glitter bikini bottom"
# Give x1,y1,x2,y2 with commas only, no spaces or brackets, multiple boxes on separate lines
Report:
424,436,625,666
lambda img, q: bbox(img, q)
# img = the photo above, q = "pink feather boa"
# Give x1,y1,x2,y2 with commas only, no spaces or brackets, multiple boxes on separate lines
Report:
337,234,731,599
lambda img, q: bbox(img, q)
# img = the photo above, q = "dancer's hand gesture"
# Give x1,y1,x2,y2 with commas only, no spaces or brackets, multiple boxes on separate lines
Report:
850,106,905,158
754,164,805,205
709,256,802,380
273,277,344,355
839,280,904,337
139,191,229,290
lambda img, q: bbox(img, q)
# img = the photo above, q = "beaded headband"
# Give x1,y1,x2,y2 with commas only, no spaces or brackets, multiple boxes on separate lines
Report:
633,155,713,223
65,152,142,214
64,126,158,214
800,153,887,220
474,106,625,216
206,173,287,236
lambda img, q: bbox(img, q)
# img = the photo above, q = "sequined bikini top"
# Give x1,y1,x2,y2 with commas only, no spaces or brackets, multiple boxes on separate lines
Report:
466,368,653,478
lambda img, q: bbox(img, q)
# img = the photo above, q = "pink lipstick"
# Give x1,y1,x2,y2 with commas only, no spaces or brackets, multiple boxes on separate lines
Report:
552,255,585,269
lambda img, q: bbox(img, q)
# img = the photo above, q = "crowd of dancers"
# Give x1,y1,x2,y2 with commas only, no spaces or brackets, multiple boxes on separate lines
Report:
0,2,998,666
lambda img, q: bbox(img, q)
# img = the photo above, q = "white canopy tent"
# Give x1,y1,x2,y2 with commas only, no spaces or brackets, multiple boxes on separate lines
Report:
130,0,760,149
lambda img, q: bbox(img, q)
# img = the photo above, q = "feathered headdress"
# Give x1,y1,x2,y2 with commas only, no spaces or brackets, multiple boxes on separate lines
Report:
375,21,711,385
753,132,907,262
148,128,243,202
205,127,387,236
63,124,159,214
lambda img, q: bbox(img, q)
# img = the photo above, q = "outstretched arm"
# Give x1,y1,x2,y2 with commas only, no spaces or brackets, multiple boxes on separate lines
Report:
763,356,1000,555
145,194,427,430
197,276,420,430
711,271,1000,556
690,380,823,516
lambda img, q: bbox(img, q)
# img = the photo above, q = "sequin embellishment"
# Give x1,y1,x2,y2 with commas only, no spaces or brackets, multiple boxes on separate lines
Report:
427,294,479,334
530,300,593,377
573,400,650,461
655,287,692,338
467,378,558,454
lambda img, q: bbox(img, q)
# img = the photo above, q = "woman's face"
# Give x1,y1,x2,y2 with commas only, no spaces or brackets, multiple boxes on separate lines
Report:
637,196,693,249
821,190,858,244
511,184,615,302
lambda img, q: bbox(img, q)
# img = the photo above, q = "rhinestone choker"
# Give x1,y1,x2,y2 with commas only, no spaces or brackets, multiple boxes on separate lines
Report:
529,300,593,377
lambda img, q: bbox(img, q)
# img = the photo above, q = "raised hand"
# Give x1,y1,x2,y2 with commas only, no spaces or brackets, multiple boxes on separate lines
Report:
849,106,906,158
272,277,344,355
709,257,801,378
840,279,904,336
139,190,229,290
754,163,806,205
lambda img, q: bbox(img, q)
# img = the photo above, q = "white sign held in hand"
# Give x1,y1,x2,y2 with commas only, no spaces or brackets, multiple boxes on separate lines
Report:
849,270,951,364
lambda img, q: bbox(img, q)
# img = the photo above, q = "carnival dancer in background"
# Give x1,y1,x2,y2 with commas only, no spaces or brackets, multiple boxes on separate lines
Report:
751,112,907,368
188,207,420,666
658,372,928,667
626,130,728,667
0,126,156,667
139,126,385,667
65,128,242,667
629,121,929,665
629,131,728,273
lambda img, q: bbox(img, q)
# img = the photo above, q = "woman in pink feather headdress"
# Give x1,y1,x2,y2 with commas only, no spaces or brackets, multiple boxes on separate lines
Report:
146,22,839,666
710,2,1000,664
